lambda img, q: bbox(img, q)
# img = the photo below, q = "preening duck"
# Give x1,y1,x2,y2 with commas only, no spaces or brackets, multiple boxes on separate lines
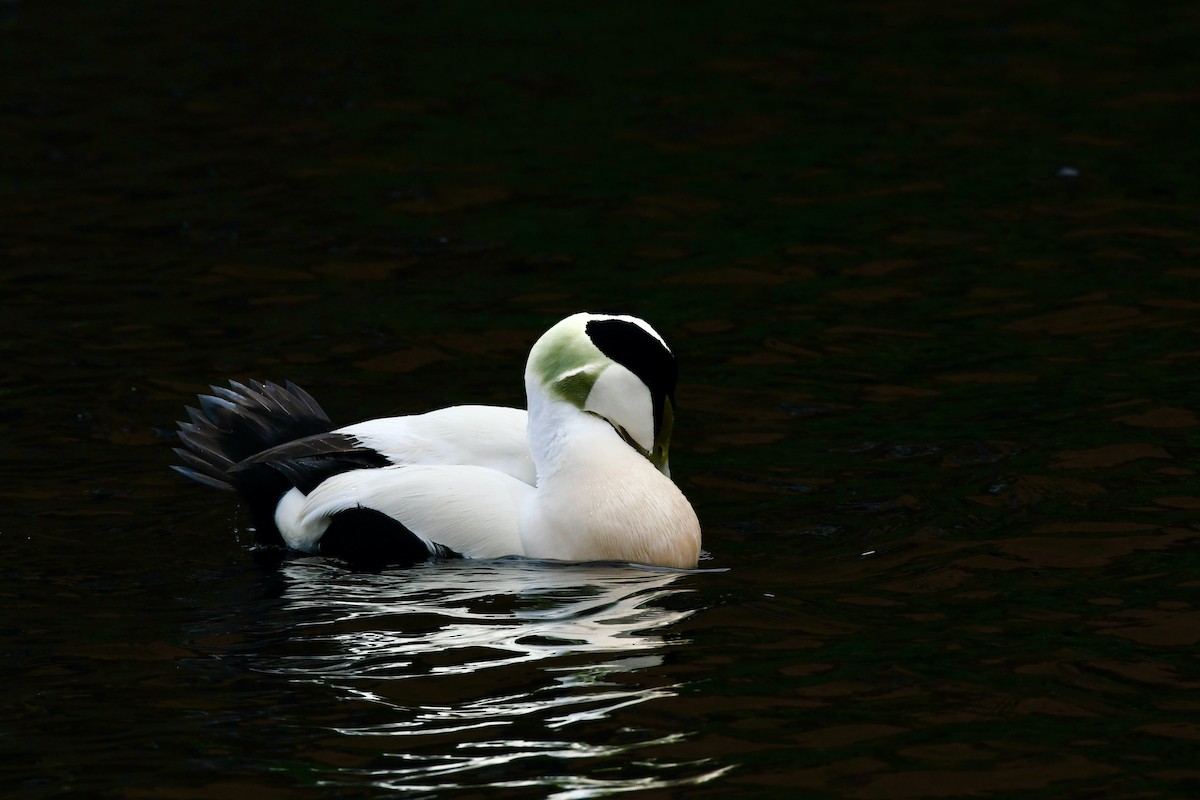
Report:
173,313,702,568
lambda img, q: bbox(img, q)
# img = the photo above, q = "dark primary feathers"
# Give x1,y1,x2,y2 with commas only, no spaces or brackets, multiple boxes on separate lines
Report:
173,380,332,489
173,379,341,544
233,432,391,494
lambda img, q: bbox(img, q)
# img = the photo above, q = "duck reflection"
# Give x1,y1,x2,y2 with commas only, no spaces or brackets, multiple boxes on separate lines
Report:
250,558,725,794
269,557,695,679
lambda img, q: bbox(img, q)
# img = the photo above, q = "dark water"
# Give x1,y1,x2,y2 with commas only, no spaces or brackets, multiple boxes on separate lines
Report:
4,2,1200,797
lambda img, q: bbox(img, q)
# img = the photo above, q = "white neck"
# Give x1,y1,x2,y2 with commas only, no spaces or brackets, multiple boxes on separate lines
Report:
525,380,604,483
522,378,700,567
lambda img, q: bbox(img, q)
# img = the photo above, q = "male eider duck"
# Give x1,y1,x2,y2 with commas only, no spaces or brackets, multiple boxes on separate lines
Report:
173,313,701,568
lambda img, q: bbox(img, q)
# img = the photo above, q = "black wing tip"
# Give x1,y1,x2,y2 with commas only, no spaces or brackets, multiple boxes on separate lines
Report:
170,463,235,492
172,377,336,487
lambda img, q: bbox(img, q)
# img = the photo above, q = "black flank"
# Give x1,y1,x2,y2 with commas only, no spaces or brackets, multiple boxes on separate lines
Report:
317,507,460,567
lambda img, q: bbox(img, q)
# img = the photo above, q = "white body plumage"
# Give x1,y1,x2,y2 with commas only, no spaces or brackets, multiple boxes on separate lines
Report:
175,313,701,568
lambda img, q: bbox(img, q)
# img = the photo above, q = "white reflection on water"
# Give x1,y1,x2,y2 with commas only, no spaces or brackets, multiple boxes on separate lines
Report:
258,557,731,797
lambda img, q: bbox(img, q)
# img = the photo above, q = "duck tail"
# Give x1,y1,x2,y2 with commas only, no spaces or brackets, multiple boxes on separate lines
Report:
173,380,333,542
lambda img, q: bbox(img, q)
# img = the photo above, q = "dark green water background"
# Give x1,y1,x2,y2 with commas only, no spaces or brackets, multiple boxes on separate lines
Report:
3,2,1199,797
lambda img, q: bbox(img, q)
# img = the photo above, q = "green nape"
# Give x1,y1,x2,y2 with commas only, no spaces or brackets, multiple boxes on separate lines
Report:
528,322,609,407
552,367,603,408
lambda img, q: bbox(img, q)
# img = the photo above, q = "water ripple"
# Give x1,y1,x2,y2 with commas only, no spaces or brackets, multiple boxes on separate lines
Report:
237,557,722,795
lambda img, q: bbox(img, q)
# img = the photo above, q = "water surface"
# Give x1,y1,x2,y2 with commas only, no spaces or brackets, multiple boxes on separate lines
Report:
3,2,1199,797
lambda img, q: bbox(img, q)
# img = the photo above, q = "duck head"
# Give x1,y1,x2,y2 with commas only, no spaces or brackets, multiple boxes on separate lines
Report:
525,312,678,475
